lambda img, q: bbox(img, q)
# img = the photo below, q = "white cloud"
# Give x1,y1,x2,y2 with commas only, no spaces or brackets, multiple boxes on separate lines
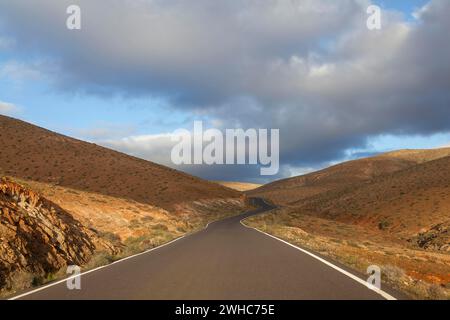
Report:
101,133,177,167
1,0,450,180
0,37,14,50
0,101,20,115
76,122,137,140
284,165,317,177
0,61,43,83
100,131,285,182
412,2,431,20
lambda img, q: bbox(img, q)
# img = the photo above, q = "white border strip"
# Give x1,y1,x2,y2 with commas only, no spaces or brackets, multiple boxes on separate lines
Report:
8,206,241,301
9,200,396,301
8,232,193,300
9,217,227,300
240,220,397,301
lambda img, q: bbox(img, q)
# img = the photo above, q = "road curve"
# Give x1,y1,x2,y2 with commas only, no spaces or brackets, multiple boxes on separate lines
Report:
13,199,400,300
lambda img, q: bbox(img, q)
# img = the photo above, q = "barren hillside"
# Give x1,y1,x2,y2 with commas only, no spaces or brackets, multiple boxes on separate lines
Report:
299,155,450,244
245,149,450,298
215,181,262,191
0,115,249,296
250,148,450,206
0,115,242,211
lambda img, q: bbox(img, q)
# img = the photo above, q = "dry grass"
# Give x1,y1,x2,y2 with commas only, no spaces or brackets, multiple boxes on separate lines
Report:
245,209,450,299
215,181,262,191
17,178,187,242
246,149,450,299
0,115,252,298
0,177,249,299
249,148,450,207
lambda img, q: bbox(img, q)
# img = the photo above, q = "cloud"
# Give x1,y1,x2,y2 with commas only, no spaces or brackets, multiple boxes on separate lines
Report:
0,0,365,100
99,130,281,183
76,122,138,140
1,0,450,180
0,101,20,115
101,133,176,166
0,60,44,83
0,37,14,50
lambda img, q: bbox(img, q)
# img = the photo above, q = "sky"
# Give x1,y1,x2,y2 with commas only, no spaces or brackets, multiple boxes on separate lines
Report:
1,0,449,183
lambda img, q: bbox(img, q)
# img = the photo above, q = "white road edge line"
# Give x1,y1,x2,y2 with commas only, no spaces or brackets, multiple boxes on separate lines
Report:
240,220,397,301
10,200,395,301
8,221,217,300
8,203,263,300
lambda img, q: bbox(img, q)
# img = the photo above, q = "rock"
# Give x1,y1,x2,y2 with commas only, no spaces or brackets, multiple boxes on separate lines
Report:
0,177,99,289
409,221,450,251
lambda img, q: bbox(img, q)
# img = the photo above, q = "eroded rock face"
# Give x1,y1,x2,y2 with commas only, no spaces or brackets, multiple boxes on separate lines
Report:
0,178,97,288
409,222,450,252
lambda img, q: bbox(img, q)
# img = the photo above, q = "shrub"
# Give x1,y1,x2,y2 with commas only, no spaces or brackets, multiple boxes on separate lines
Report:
378,219,390,230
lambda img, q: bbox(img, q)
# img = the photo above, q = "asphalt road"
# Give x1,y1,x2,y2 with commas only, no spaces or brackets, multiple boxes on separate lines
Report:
13,199,400,300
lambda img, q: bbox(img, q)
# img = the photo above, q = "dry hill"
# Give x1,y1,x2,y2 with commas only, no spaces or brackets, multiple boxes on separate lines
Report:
0,115,249,296
0,115,242,211
215,181,262,191
250,148,450,206
246,149,450,299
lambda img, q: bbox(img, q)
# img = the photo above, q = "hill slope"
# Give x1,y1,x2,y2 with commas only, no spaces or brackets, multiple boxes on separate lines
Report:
0,115,242,211
246,149,450,298
298,155,450,243
249,148,450,205
215,181,262,191
0,115,248,296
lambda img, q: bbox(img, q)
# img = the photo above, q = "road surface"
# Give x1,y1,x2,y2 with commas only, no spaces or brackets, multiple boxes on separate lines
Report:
13,199,400,300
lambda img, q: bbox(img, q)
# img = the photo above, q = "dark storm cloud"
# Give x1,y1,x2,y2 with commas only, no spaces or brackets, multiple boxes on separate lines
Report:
1,0,450,180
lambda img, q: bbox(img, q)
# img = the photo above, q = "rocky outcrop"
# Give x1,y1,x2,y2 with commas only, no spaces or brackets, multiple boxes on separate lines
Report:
0,178,99,289
409,222,450,252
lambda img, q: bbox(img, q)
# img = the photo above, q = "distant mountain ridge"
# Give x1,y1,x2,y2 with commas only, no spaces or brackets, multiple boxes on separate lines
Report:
249,147,450,206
